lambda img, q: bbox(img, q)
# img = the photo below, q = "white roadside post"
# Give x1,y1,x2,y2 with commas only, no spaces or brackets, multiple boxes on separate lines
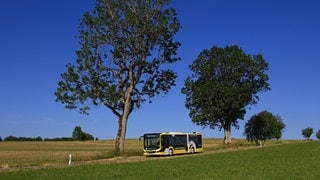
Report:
68,154,72,166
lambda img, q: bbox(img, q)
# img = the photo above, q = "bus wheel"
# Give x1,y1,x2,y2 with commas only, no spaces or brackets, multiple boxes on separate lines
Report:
191,147,195,153
169,149,173,156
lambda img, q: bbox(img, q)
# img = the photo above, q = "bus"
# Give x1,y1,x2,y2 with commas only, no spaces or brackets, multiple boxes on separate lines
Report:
141,132,203,156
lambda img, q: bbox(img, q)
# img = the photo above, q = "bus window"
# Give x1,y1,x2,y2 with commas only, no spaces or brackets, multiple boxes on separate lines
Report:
161,135,170,148
172,135,187,148
144,134,160,150
189,135,202,148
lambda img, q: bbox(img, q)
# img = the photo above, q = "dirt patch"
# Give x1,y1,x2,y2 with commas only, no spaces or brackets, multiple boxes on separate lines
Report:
1,164,10,170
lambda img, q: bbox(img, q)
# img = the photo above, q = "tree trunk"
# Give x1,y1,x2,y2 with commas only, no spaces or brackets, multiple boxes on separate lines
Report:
114,87,133,155
115,115,128,154
223,124,232,144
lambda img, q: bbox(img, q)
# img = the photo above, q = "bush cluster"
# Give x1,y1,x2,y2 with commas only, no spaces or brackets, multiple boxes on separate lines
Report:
72,126,94,141
44,137,74,141
3,136,43,141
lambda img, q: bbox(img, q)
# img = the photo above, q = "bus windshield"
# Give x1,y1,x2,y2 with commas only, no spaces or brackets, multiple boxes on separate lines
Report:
144,133,160,150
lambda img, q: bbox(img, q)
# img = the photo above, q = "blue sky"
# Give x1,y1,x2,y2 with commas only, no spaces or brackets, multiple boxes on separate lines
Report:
0,0,319,140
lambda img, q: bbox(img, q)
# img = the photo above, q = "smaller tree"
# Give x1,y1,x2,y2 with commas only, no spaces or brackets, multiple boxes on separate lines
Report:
35,136,43,141
72,126,94,141
0,136,2,141
4,136,18,141
244,111,285,146
316,130,320,140
301,127,313,140
82,132,94,141
72,126,83,140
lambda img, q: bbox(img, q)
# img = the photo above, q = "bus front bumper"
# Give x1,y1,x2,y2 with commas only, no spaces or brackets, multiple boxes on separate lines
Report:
143,149,169,156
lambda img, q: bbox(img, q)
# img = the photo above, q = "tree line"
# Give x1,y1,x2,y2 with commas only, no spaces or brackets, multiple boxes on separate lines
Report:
0,126,95,141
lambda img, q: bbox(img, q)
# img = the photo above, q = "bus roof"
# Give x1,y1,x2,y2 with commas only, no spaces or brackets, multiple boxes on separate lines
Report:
144,132,201,135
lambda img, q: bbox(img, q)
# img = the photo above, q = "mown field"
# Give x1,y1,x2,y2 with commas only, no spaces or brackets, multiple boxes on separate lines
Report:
1,139,319,179
0,138,258,171
0,138,228,170
0,139,143,170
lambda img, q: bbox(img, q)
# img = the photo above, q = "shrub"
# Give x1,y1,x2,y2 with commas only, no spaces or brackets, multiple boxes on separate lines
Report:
72,126,94,141
301,127,313,140
244,111,285,145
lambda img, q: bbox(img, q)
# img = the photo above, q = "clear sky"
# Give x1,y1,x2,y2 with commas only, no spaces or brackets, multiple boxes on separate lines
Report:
1,0,319,140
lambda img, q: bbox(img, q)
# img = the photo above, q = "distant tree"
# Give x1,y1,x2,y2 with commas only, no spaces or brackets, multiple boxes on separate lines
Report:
301,127,313,140
83,132,94,141
72,126,94,141
182,45,270,144
72,126,87,140
72,126,83,140
3,136,42,141
44,137,74,141
35,136,43,141
0,136,2,141
18,137,29,141
54,0,181,154
244,111,285,145
60,137,74,141
316,130,320,140
4,136,18,141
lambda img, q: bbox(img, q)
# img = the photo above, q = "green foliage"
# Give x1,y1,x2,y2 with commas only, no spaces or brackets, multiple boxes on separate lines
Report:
301,127,313,139
72,126,94,141
83,133,94,141
182,45,270,143
72,126,83,140
55,0,180,115
316,130,320,140
44,137,74,141
3,136,43,141
244,111,285,145
2,142,319,179
0,136,2,141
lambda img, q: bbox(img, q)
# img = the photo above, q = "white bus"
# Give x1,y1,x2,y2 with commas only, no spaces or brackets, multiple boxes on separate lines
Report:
141,132,203,156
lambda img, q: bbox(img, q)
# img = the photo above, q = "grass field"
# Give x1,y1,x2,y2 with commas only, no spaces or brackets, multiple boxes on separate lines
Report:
1,139,319,179
0,139,143,170
0,138,228,170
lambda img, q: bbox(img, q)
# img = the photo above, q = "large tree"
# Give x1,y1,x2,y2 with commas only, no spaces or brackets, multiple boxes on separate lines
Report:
182,45,270,144
244,111,285,145
55,0,180,154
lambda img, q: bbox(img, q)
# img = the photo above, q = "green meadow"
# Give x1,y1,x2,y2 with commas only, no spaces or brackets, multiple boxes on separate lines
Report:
1,140,319,179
